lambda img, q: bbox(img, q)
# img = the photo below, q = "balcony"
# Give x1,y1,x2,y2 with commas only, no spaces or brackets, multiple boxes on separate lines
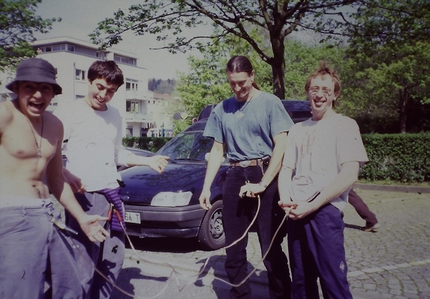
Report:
125,112,152,123
125,89,147,100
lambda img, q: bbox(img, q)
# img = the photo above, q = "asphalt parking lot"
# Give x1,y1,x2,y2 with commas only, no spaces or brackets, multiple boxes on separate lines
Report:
111,187,430,299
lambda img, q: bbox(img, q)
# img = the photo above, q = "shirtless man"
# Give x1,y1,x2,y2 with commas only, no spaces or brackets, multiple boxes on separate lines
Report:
0,58,108,299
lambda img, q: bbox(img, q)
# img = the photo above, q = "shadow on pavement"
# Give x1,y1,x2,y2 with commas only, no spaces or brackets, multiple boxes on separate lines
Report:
125,236,202,253
112,267,168,299
344,223,364,231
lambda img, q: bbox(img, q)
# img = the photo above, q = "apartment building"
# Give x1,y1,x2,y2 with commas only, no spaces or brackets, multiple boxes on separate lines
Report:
1,36,173,137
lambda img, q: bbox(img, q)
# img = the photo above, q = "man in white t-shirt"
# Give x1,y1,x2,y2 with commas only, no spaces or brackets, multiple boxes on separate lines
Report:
278,62,368,299
54,60,168,299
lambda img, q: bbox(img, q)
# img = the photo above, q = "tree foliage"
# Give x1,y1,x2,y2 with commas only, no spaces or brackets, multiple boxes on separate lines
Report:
284,41,345,100
174,28,277,123
90,0,361,99
0,0,59,71
174,33,346,123
148,78,176,94
342,0,430,133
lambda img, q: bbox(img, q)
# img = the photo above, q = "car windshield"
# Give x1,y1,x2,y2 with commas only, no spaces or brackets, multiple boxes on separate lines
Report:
157,131,214,161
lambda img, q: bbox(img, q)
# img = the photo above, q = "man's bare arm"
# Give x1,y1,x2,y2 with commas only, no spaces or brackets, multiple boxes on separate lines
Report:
199,141,224,210
289,161,360,220
239,132,287,198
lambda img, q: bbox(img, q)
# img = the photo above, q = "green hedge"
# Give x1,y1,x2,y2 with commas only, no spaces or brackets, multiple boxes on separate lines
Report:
122,137,171,153
360,133,430,183
124,134,430,183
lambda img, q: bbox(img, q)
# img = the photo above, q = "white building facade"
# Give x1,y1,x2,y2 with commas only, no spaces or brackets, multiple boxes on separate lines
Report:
2,36,174,137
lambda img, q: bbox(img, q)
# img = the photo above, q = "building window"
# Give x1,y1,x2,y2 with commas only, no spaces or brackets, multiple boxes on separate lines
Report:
53,45,62,51
114,54,137,66
126,127,133,137
126,101,139,112
125,78,139,91
75,69,85,80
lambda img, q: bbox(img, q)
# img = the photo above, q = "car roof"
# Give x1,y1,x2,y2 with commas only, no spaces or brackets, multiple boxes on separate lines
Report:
197,99,311,123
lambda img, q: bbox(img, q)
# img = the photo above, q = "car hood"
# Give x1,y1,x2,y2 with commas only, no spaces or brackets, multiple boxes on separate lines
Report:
119,161,211,205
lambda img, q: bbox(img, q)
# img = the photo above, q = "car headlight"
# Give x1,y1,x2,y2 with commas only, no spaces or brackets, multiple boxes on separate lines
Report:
151,191,193,207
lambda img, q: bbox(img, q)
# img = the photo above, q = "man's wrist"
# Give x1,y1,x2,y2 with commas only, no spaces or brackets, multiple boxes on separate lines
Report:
259,181,268,189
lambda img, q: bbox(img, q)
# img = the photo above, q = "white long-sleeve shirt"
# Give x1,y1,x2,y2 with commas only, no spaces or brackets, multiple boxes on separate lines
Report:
54,99,130,191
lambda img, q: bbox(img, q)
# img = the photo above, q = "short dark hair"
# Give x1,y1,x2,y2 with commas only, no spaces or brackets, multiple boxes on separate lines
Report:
87,60,124,88
226,56,259,89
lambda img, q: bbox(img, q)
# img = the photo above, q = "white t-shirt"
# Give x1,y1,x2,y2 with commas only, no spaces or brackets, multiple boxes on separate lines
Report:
54,99,130,191
283,113,369,211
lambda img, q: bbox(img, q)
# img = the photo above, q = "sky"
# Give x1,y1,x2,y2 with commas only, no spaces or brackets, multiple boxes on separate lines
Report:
34,0,205,79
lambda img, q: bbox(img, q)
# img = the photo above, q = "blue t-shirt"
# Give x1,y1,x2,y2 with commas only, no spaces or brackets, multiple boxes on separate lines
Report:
204,92,294,161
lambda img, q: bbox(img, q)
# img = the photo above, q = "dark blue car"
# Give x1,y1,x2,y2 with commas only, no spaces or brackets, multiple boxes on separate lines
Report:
120,100,311,250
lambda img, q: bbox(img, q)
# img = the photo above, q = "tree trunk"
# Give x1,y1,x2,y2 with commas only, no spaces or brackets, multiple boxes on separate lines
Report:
270,37,286,100
398,88,408,133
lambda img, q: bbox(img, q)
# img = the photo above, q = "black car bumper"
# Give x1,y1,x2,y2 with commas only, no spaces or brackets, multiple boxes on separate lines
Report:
124,203,206,239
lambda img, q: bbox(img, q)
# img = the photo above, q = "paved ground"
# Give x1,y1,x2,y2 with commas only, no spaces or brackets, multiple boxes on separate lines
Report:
110,188,430,299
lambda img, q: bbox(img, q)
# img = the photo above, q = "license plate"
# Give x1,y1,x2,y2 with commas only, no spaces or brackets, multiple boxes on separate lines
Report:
125,212,141,224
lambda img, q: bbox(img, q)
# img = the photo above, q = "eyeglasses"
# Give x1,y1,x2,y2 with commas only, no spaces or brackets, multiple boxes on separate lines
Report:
308,87,333,97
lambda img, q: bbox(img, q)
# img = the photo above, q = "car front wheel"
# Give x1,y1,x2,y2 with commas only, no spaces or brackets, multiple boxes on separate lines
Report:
197,200,225,250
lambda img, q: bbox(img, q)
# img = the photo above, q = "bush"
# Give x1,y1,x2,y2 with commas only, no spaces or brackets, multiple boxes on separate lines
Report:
360,133,430,182
123,134,430,183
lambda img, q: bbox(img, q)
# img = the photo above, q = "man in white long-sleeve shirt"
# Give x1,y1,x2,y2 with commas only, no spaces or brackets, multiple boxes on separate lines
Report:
54,60,168,299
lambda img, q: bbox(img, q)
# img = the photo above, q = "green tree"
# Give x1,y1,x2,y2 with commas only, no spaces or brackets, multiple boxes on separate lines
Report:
0,0,60,71
175,33,345,122
174,28,274,122
284,41,345,100
342,0,430,133
90,0,361,100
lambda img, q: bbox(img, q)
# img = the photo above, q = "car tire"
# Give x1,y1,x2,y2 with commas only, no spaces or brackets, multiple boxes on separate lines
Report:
198,200,225,250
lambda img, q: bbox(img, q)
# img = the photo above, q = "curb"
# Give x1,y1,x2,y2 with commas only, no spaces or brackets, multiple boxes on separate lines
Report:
354,183,430,194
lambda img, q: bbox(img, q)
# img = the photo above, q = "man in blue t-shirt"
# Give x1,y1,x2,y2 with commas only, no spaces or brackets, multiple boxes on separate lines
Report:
199,56,294,299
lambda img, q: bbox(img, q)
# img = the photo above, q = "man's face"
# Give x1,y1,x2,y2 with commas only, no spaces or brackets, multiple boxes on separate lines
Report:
85,78,119,111
307,75,337,120
13,81,54,117
227,71,254,102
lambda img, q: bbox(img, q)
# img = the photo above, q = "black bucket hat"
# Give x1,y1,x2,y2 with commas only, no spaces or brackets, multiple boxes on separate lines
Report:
6,58,62,95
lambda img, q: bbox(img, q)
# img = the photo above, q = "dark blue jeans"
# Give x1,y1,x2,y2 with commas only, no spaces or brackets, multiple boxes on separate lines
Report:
288,204,353,299
222,165,291,299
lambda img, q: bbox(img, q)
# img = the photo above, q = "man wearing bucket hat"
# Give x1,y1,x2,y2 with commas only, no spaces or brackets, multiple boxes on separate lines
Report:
0,57,109,299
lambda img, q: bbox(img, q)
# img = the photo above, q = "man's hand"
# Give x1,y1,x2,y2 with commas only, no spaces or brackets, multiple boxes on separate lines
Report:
79,215,109,242
239,182,265,198
287,202,318,220
199,189,212,210
147,155,170,173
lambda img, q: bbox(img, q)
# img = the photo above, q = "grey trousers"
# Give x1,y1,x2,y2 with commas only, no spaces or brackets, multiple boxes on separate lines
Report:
0,204,83,299
67,192,125,299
